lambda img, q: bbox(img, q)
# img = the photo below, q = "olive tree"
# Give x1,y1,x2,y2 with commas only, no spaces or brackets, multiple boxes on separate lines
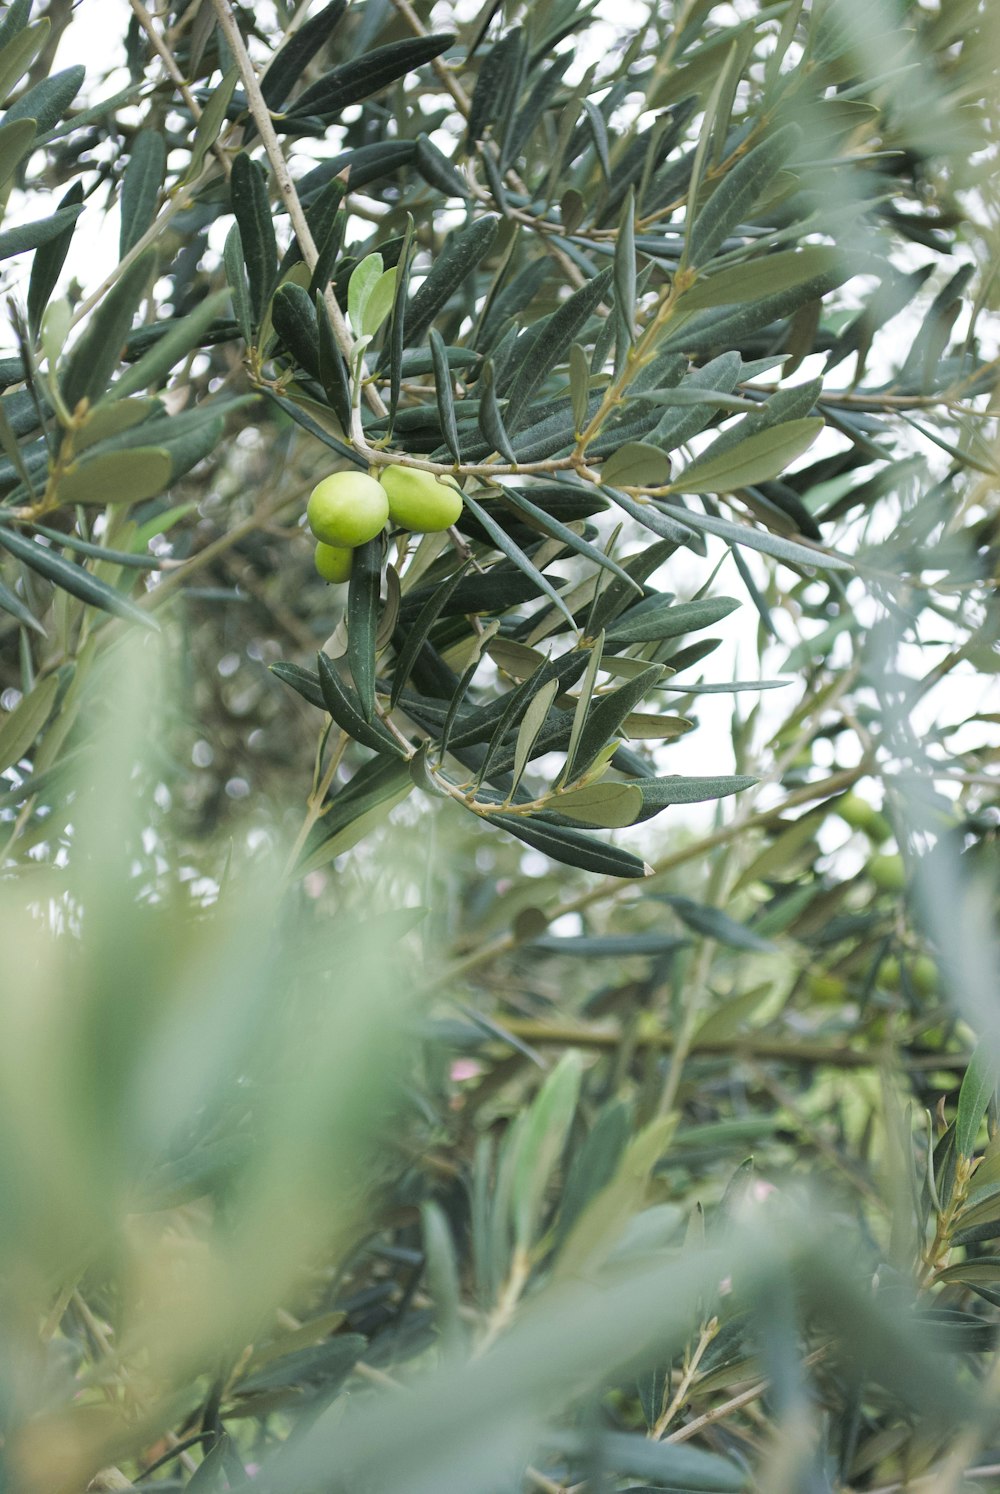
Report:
0,0,998,1490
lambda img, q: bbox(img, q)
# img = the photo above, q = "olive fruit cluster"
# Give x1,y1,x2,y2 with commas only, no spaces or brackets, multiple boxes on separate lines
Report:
307,465,463,584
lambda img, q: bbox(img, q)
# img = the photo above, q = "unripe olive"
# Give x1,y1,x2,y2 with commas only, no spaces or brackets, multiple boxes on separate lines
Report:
806,973,847,1002
911,954,938,995
878,955,902,989
307,471,388,548
868,852,906,893
379,464,463,533
837,792,892,844
314,540,353,584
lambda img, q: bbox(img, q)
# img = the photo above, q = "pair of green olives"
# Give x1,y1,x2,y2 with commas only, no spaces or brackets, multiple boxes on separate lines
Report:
309,465,463,584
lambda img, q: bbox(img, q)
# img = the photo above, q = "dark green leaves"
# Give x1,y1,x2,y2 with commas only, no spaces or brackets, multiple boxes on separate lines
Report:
670,419,823,494
347,539,382,720
4,64,84,133
230,153,278,329
286,34,455,122
61,251,154,411
404,215,500,349
261,0,348,110
0,524,157,629
606,595,739,647
956,1043,998,1159
688,123,802,269
485,811,652,879
119,129,165,258
317,651,405,757
630,774,757,822
505,268,613,429
0,203,83,263
570,665,665,781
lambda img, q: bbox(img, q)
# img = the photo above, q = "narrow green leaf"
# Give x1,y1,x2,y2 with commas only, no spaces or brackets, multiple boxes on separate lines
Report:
346,537,381,721
606,595,738,647
645,496,851,571
74,398,158,452
0,20,49,108
404,214,500,349
671,418,822,494
414,132,470,199
224,223,253,344
0,203,83,263
362,267,397,339
111,288,232,399
682,245,848,311
388,213,414,420
61,251,155,411
583,98,610,180
631,773,756,821
0,525,157,629
569,342,590,435
0,671,58,773
430,328,461,463
486,810,652,878
391,561,468,708
119,129,165,258
27,181,83,337
230,153,278,328
54,447,173,506
314,298,352,429
288,33,456,120
3,63,84,133
186,65,239,182
571,664,664,780
662,894,776,951
614,188,637,344
261,0,348,110
467,27,522,145
476,357,516,462
461,489,574,627
688,122,802,269
511,1053,581,1250
563,628,604,784
956,1043,998,1159
348,252,383,339
505,267,613,429
512,677,558,792
272,282,321,379
602,441,670,488
316,650,405,756
0,117,35,188
496,486,639,591
270,661,325,711
552,781,643,828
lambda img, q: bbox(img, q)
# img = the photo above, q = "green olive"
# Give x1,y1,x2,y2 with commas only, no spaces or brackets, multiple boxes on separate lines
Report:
837,792,892,844
307,471,388,548
878,955,902,989
868,853,906,893
806,973,847,1002
314,540,353,584
911,954,938,995
379,464,463,533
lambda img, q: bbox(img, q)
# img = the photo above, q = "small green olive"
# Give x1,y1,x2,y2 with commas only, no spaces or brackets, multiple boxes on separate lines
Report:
307,471,389,548
379,464,463,533
806,973,847,1002
314,540,353,584
878,955,902,989
868,853,906,893
837,792,892,844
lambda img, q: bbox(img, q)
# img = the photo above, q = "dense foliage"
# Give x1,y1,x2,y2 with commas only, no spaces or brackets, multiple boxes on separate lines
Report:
0,0,998,1490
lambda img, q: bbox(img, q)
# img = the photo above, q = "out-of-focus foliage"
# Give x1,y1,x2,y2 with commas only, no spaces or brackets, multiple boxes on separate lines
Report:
0,0,998,1490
